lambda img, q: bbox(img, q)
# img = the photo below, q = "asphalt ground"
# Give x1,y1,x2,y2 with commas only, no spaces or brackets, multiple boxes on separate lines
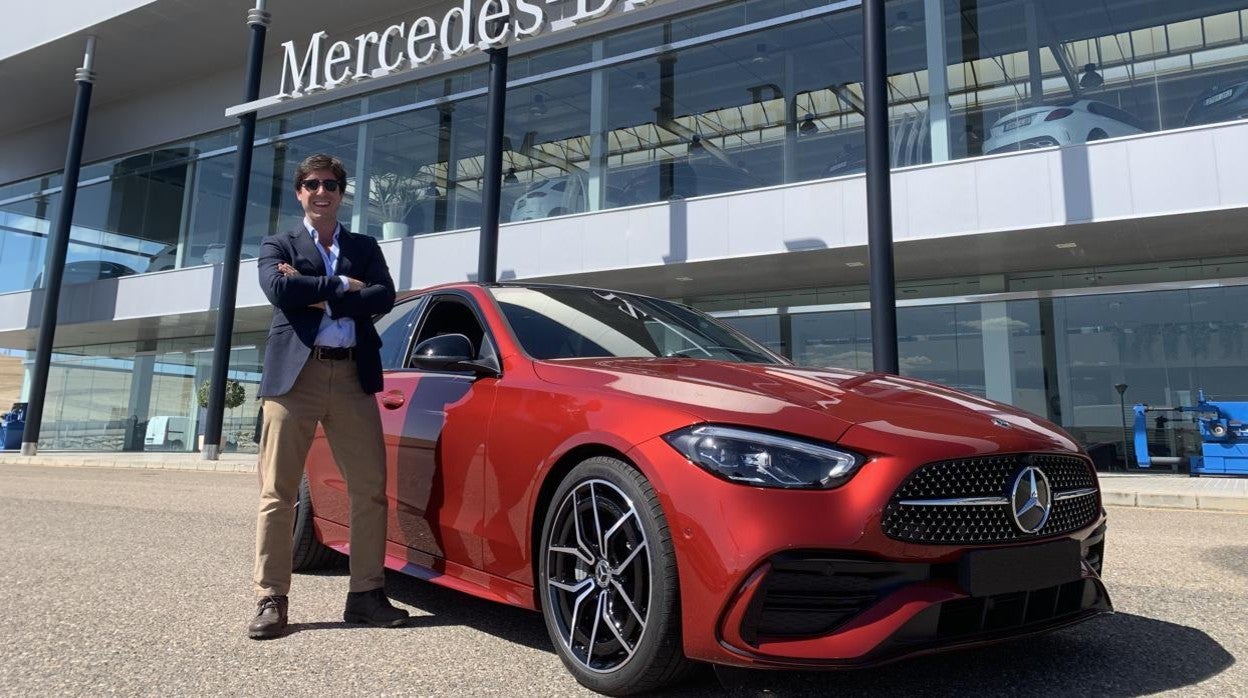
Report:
0,464,1244,697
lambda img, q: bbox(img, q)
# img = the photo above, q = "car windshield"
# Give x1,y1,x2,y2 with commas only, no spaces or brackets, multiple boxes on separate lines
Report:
490,286,782,363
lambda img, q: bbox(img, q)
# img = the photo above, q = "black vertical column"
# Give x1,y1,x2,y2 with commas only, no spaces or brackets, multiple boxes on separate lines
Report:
21,37,98,456
863,0,899,374
1025,0,1044,105
203,2,269,460
434,88,454,232
657,24,676,201
479,45,509,284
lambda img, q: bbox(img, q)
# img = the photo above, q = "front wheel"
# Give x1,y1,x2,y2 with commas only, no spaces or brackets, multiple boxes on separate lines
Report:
538,456,690,695
292,474,341,571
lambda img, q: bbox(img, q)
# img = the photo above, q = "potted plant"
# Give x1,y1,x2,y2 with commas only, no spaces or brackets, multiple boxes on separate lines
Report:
197,378,246,410
370,171,424,240
195,379,247,451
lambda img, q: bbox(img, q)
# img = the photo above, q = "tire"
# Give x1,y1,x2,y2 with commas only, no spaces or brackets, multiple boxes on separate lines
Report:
168,440,183,451
546,207,568,218
1088,128,1108,141
538,456,690,696
292,474,341,571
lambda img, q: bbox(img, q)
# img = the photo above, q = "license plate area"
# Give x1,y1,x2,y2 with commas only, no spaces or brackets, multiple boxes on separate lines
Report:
958,539,1082,597
1002,115,1033,132
1205,88,1234,106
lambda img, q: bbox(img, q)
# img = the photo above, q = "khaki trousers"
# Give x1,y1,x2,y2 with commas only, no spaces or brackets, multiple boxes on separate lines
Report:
254,356,387,597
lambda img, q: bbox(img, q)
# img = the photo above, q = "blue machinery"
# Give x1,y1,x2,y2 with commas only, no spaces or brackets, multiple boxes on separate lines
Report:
1133,390,1248,476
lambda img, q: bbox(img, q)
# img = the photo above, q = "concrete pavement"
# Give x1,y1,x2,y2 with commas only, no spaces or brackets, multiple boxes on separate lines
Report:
1,449,1246,512
2,464,1245,696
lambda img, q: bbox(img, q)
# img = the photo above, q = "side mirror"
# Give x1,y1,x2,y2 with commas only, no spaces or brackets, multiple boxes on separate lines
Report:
410,334,499,377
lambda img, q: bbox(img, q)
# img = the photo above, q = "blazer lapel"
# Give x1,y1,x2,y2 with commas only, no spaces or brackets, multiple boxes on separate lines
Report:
288,228,325,274
334,227,355,278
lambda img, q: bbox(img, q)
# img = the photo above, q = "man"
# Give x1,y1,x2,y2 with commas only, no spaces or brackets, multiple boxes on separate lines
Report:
248,153,407,640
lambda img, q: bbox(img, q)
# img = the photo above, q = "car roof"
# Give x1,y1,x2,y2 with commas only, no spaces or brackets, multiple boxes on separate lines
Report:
395,281,677,306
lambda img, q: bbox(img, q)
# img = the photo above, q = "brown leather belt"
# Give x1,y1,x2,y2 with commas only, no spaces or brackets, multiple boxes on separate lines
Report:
312,346,355,361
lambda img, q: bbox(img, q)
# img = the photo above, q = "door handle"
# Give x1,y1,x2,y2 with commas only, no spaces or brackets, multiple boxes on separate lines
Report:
380,390,406,410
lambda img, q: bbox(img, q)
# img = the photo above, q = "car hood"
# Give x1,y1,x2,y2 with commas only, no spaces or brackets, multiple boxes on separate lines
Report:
532,359,1077,451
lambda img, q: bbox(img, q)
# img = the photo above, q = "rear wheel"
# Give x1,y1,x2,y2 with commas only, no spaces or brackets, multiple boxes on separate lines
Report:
1088,128,1108,141
538,456,690,695
292,474,341,571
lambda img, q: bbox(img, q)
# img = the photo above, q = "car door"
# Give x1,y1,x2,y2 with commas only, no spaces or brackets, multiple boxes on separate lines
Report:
378,292,499,573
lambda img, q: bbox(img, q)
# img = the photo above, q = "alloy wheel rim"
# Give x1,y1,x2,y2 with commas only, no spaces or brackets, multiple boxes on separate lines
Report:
545,478,651,674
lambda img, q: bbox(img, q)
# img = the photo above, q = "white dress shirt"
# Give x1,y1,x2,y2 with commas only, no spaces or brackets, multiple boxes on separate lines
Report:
305,219,356,348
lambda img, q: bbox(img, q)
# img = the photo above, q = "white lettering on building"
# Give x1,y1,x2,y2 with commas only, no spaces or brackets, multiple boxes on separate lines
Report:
233,0,657,116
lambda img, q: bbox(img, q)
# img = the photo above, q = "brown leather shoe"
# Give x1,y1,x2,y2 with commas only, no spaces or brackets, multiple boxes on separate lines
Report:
248,595,289,640
343,588,409,627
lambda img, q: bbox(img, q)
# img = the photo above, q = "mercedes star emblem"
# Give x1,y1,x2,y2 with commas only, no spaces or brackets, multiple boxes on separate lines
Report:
1010,466,1052,534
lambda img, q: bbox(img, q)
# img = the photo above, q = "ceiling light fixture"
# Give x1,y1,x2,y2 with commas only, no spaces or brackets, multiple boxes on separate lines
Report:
1079,63,1103,90
688,113,707,156
889,10,917,34
750,42,770,64
530,93,548,116
799,114,818,136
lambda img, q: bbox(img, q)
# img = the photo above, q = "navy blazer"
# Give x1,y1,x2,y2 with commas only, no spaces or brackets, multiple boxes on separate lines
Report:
257,225,396,397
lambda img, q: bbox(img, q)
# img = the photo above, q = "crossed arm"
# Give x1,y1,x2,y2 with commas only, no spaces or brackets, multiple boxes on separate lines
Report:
258,236,395,317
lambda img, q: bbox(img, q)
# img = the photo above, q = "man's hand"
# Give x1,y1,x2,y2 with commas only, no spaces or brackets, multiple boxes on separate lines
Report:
276,262,359,305
276,263,323,309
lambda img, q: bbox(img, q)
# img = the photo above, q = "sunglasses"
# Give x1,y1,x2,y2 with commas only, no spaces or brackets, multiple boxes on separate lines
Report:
299,178,343,193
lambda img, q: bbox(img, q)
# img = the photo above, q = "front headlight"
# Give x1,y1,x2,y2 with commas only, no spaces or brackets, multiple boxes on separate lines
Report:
662,425,864,489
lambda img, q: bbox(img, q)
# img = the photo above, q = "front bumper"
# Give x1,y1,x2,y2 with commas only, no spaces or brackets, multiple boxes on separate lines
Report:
626,436,1112,669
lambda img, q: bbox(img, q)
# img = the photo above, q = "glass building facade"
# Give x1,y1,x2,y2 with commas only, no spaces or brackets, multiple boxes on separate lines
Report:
4,0,1248,462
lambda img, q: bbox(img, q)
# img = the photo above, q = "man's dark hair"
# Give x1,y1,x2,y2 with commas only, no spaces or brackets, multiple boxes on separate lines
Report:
293,153,348,191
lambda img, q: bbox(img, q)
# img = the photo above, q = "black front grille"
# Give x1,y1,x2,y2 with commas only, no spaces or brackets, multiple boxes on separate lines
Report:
931,579,1106,639
743,556,930,644
882,454,1099,545
738,552,1110,650
880,578,1111,656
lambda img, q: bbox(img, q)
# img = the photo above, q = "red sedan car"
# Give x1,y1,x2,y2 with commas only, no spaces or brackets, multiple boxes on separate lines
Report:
292,283,1110,695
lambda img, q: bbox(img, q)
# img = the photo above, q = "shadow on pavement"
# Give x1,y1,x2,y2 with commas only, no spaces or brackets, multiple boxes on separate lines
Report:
676,614,1234,697
382,569,552,653
320,567,1235,696
286,615,460,634
1203,545,1248,578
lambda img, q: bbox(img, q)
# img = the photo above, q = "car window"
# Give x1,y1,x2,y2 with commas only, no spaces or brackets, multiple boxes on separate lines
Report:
374,296,423,370
1087,102,1144,130
411,296,492,367
491,286,782,363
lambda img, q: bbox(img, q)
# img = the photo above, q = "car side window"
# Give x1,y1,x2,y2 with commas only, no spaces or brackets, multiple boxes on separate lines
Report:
374,297,423,370
1088,102,1144,130
410,297,490,367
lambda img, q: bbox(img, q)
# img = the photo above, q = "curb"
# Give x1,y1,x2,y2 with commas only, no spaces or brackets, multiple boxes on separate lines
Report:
0,455,256,473
1100,489,1248,513
3,455,1244,512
